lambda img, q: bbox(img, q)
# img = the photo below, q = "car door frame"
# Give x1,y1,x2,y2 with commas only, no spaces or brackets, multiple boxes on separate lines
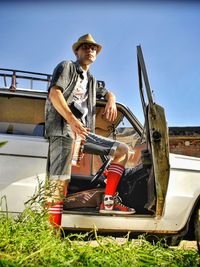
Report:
137,45,170,217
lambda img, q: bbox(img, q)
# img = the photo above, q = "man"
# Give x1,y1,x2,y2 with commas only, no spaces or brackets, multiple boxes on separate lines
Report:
45,34,135,227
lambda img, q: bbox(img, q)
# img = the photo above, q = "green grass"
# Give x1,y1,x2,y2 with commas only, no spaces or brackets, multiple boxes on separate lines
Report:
0,206,199,267
0,184,199,267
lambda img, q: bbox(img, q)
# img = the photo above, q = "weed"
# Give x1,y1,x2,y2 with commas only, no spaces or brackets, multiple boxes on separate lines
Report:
0,209,199,266
0,181,199,266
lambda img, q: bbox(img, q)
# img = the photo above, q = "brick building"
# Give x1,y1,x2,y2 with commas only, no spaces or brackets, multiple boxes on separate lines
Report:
169,126,200,158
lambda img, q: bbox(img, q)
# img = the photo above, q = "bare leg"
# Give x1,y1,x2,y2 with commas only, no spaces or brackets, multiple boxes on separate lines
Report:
46,180,68,203
111,143,129,166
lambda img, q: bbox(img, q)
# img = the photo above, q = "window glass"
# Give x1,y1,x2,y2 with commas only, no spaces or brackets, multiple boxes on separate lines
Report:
0,95,45,136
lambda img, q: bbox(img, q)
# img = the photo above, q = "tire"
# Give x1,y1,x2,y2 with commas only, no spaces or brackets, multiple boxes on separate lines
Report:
194,205,200,253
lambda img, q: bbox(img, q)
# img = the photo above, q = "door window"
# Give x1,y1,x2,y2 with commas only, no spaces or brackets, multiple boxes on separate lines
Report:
0,95,45,137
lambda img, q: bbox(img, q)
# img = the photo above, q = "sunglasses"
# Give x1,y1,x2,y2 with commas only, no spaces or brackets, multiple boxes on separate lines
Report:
80,43,98,52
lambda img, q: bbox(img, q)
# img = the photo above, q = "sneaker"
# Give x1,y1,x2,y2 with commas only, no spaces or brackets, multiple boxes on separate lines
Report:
100,195,114,212
99,193,135,215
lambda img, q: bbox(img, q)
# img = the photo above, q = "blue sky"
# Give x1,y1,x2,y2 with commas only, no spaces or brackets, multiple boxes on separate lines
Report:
0,0,200,126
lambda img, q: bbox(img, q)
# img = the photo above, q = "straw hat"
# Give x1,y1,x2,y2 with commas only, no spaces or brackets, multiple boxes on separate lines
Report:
72,34,102,54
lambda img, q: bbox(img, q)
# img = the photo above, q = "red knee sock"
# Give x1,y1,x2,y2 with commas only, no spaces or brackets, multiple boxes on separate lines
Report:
47,201,64,227
105,164,125,196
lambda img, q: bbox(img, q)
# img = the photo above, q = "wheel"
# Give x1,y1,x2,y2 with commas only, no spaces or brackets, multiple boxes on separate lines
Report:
194,205,200,253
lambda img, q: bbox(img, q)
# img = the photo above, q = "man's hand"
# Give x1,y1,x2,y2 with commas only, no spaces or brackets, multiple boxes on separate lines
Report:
103,92,117,122
67,115,89,139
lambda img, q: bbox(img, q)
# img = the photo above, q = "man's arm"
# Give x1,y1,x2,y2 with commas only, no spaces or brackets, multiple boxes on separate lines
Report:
49,87,88,138
103,91,118,122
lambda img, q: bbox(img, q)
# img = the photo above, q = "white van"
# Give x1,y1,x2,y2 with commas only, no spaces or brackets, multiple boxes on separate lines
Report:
0,46,199,251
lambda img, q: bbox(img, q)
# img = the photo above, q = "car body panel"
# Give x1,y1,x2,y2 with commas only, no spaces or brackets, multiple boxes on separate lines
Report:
60,153,200,233
148,103,170,217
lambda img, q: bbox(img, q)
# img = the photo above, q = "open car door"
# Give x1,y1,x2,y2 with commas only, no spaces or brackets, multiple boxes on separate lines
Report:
137,45,170,217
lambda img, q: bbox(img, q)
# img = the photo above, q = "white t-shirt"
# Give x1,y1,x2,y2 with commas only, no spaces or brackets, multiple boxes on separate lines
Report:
72,70,88,124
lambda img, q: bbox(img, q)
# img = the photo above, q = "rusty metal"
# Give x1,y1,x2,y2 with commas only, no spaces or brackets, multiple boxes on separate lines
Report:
0,68,50,77
0,73,51,82
30,78,33,90
137,46,170,218
0,68,52,92
3,74,7,87
137,45,154,105
47,75,51,90
61,224,179,235
9,71,17,91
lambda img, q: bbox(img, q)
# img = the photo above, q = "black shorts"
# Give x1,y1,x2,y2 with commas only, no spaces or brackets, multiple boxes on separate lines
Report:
83,132,119,157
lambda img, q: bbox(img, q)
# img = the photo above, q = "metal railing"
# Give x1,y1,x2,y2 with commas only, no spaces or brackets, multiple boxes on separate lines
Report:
0,68,52,91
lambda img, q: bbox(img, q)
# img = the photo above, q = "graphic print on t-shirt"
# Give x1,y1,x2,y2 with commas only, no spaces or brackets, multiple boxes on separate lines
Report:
72,70,88,124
